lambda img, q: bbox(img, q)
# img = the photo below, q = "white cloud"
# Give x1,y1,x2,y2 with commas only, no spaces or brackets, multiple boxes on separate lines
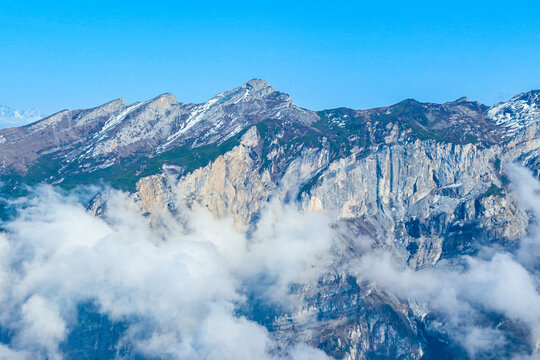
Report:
15,296,66,360
0,185,335,359
507,163,540,270
0,344,29,360
0,105,44,129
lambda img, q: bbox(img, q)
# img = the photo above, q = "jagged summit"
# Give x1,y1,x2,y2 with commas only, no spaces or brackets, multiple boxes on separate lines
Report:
148,78,316,151
201,78,281,108
96,98,126,110
0,80,319,176
245,78,273,87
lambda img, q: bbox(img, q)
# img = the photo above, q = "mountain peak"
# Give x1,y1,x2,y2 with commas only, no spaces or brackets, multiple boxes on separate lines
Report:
244,78,275,93
220,78,277,102
198,79,281,110
146,93,178,110
0,105,45,129
152,93,177,102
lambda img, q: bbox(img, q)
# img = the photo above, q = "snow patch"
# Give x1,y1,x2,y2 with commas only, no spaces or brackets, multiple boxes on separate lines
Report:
487,91,540,138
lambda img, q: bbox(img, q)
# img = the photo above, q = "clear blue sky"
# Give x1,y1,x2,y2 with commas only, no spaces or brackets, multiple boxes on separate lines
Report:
1,0,539,114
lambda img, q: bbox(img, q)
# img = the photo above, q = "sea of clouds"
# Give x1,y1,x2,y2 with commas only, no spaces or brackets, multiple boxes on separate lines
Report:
0,164,539,359
0,186,334,359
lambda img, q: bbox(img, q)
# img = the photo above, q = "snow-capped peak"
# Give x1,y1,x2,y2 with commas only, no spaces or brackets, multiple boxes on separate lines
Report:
0,105,45,129
487,90,540,137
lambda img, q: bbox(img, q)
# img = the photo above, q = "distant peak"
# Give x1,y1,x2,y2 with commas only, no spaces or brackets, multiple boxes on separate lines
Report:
487,89,540,137
239,79,276,98
78,98,125,118
395,98,422,107
455,96,470,102
105,98,125,106
0,104,46,129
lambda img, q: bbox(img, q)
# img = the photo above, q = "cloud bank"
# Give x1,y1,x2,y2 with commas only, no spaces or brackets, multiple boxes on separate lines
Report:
1,163,540,359
0,186,334,360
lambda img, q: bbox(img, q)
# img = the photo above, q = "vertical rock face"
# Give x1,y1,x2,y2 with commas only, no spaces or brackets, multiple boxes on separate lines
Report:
299,141,526,268
1,82,540,359
129,114,535,359
175,127,275,227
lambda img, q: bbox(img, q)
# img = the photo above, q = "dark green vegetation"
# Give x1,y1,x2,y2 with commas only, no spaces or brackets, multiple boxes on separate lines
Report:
371,100,445,142
369,98,499,144
482,183,504,198
1,130,248,193
255,108,370,169
494,158,502,172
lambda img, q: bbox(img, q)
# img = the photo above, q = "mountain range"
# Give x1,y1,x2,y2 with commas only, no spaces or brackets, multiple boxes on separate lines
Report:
0,79,540,359
0,105,45,129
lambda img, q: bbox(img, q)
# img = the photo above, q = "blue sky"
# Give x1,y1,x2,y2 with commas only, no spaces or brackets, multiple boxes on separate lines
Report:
0,0,539,114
